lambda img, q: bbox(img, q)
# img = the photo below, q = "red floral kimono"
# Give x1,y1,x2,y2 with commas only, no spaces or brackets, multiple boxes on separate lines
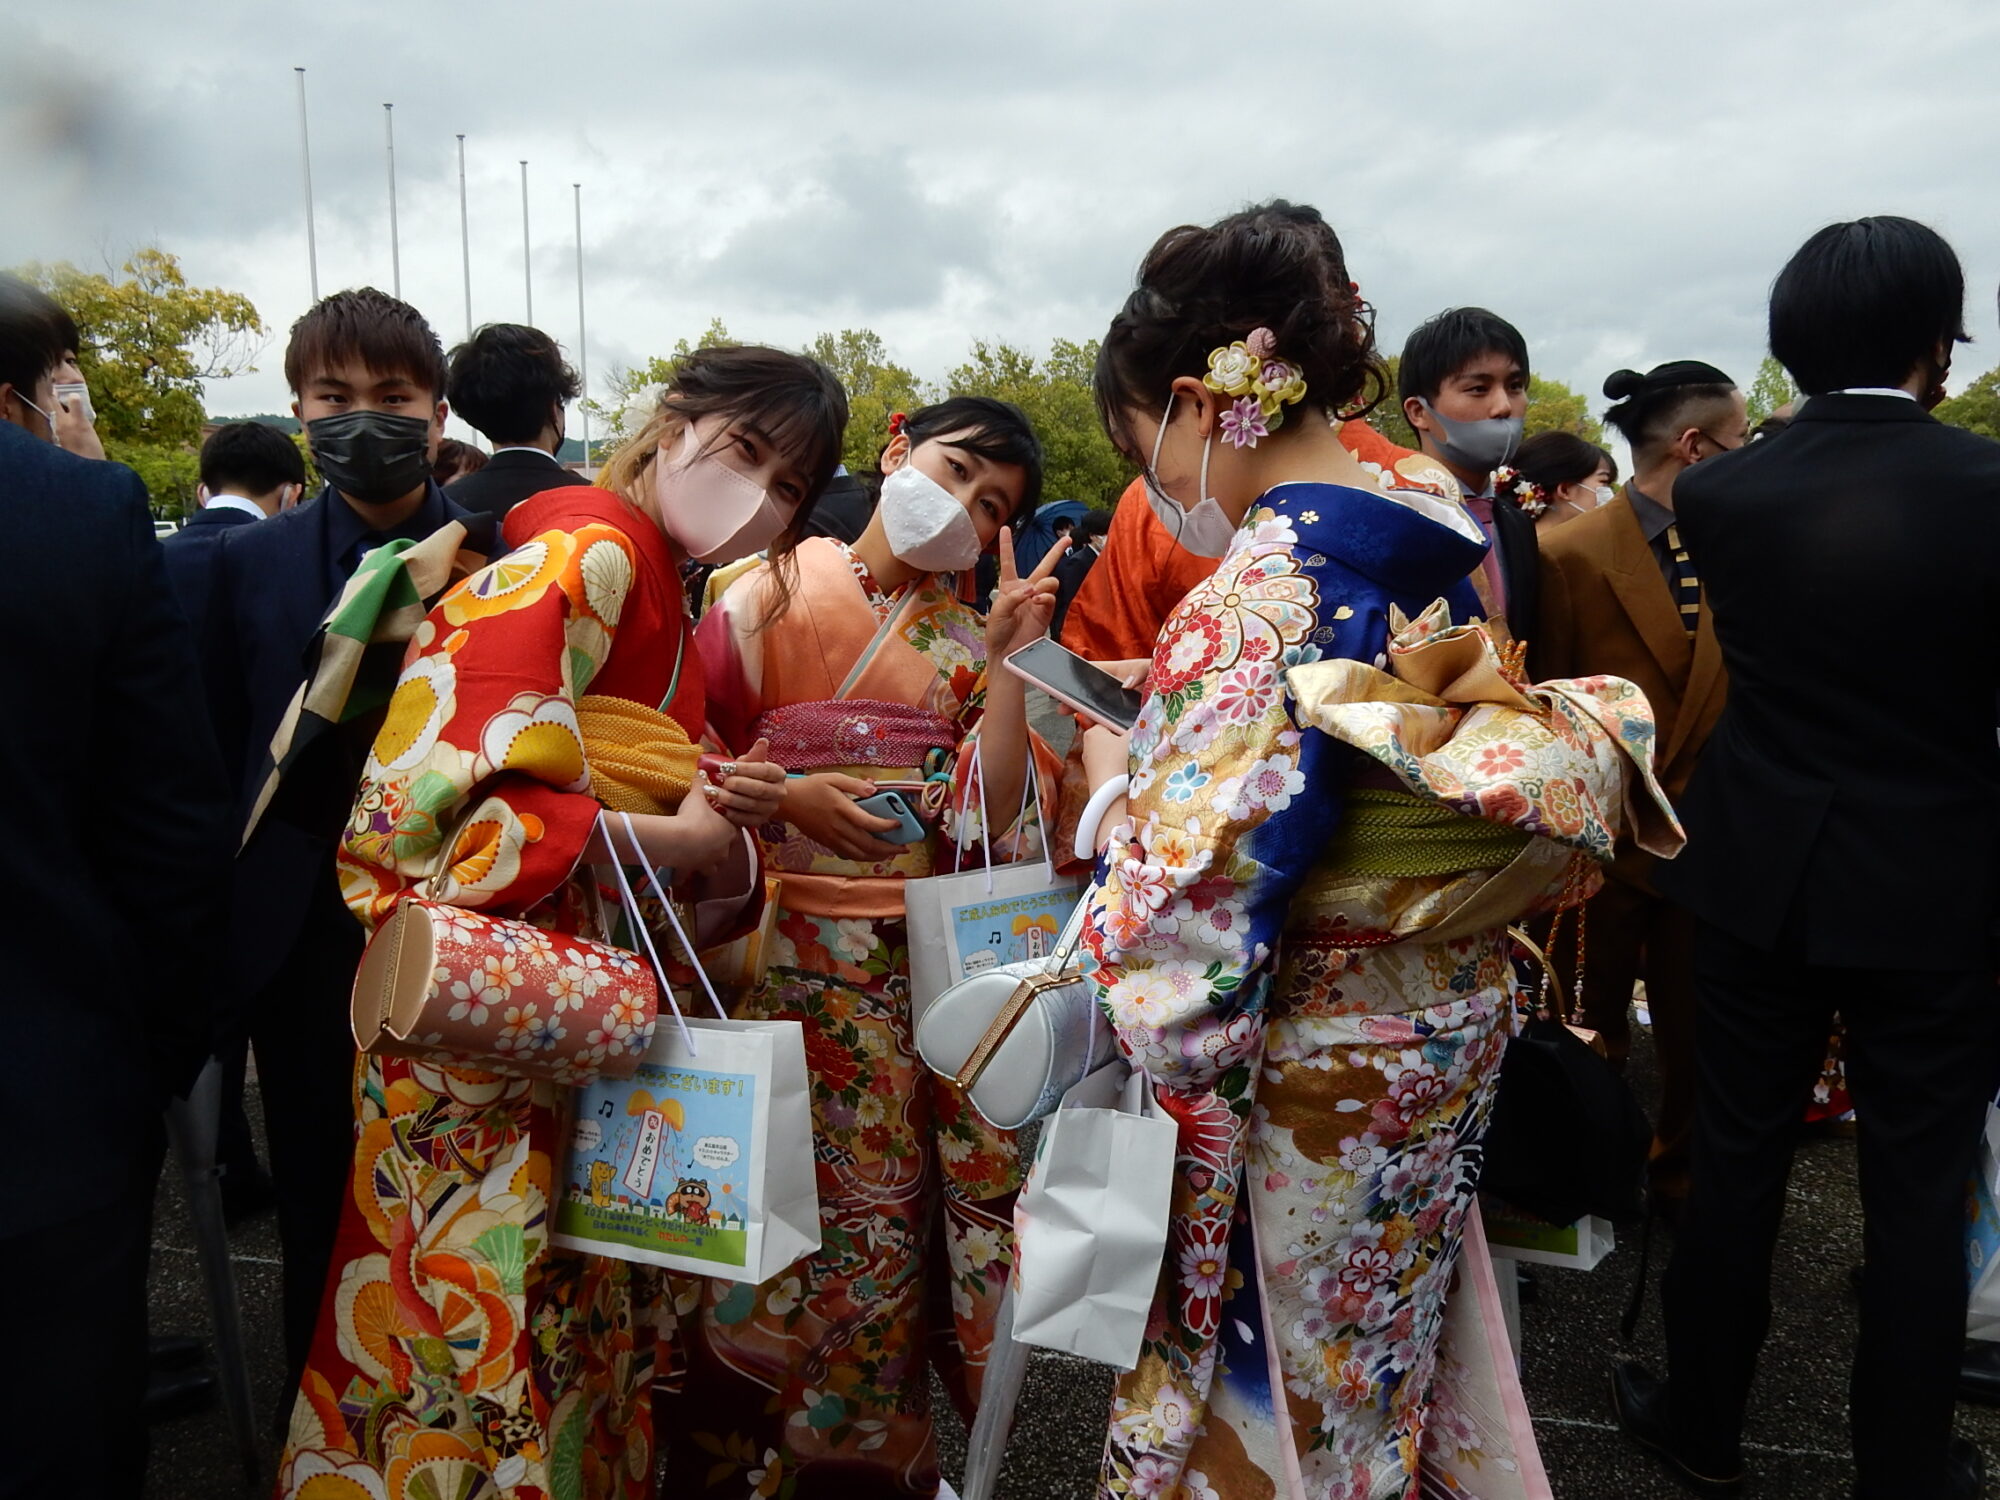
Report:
276,487,748,1500
662,537,1061,1497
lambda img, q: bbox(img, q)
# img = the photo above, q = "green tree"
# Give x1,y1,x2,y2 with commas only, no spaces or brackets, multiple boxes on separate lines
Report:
584,318,738,451
10,248,265,518
805,329,931,472
1746,356,1800,425
1364,355,1418,450
1933,367,2000,441
1366,356,1605,452
945,338,1131,508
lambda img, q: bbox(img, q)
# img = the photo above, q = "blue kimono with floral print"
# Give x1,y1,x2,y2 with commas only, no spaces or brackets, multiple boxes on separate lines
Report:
1081,480,1488,1498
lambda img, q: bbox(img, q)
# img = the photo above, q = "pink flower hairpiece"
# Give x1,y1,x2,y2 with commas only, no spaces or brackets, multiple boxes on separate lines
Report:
1203,327,1309,449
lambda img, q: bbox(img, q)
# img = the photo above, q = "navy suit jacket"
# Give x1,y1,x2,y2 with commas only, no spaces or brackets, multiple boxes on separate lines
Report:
207,483,493,996
0,421,231,1231
444,447,575,524
160,503,258,638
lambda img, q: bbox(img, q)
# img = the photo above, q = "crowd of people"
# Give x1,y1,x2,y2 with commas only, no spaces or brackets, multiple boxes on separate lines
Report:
1,198,1995,1500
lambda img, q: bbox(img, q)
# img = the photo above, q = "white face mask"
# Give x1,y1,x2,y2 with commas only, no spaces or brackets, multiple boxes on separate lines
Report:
878,457,983,572
1144,393,1240,559
1593,484,1615,507
651,428,789,565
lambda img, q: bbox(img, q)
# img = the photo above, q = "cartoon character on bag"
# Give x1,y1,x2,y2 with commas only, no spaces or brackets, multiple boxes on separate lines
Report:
665,1178,714,1224
588,1160,616,1207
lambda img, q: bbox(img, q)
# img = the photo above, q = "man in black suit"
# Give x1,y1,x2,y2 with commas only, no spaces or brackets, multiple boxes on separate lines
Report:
0,274,230,1498
206,288,492,1389
801,465,875,544
1399,307,1541,648
441,321,581,522
1615,217,1999,1500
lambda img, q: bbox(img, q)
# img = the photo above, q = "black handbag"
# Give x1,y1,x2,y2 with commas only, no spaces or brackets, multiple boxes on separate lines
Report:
1479,921,1651,1225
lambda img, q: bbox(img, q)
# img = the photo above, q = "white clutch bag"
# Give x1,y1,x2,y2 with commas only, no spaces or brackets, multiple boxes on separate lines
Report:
914,898,1115,1130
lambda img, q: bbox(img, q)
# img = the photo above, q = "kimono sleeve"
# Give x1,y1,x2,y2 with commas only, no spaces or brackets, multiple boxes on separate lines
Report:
694,562,771,755
1081,519,1374,1097
337,524,638,930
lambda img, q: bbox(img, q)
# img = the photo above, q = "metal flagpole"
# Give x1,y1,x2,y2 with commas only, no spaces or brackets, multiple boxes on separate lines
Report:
294,68,319,300
383,104,401,296
574,183,589,468
456,135,472,338
519,161,532,323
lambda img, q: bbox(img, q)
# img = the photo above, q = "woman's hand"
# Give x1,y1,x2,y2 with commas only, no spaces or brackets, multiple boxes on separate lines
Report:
594,778,739,877
983,528,1065,664
1080,724,1132,791
780,772,905,862
1058,657,1151,733
705,738,787,830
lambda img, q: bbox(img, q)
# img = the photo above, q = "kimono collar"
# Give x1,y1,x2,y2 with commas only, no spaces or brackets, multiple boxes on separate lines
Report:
1259,480,1490,598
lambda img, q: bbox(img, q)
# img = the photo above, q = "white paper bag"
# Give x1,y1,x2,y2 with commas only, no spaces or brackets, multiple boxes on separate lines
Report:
1482,1202,1616,1271
1967,1099,2000,1340
1012,1061,1176,1369
906,747,1078,1021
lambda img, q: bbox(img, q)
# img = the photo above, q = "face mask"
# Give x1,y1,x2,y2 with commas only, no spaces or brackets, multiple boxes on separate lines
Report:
12,391,55,443
307,409,433,505
1593,484,1615,507
1144,394,1241,559
878,458,983,572
1417,399,1523,475
652,428,788,565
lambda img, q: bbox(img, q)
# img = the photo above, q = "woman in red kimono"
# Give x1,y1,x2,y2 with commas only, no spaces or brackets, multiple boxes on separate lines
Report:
275,346,847,1500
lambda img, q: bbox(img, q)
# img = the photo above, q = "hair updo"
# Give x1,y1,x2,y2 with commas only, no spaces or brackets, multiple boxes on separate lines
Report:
1094,200,1384,453
1601,360,1737,458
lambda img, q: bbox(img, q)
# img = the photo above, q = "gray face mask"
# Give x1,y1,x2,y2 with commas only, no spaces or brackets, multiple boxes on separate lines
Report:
1418,399,1523,474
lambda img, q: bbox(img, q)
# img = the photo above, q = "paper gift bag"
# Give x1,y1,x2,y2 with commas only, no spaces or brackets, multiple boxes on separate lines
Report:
1968,1099,2000,1340
1481,1198,1616,1271
1011,1062,1176,1369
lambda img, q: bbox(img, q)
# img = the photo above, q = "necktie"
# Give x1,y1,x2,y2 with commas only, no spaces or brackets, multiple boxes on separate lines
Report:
1665,523,1700,638
1461,496,1507,616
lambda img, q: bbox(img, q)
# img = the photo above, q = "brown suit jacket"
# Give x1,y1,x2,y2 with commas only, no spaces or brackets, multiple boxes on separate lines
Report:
1536,491,1726,890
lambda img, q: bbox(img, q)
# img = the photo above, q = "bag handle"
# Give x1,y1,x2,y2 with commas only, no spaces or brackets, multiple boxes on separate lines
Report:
617,809,731,1025
600,813,699,1057
954,735,1053,894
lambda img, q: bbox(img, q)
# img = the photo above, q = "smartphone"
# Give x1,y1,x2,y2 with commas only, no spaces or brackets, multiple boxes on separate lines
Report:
1003,638,1143,732
854,789,927,845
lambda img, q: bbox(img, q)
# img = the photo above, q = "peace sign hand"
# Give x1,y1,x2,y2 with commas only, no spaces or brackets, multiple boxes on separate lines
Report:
984,527,1066,663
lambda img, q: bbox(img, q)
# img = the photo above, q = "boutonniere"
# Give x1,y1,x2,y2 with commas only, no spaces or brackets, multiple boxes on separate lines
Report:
1492,465,1548,518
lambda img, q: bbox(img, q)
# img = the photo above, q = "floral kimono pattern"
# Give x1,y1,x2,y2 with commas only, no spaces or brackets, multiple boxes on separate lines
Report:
277,487,741,1500
1081,482,1676,1500
670,538,1060,1497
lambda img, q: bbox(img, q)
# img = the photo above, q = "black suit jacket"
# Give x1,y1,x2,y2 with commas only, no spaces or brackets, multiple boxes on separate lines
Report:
160,503,257,637
207,483,493,996
444,447,575,523
0,422,231,1231
1657,394,2000,969
1491,492,1540,656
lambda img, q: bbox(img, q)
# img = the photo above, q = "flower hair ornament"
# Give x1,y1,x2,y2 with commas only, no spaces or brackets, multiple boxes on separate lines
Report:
1492,465,1548,518
1203,327,1309,449
888,411,909,438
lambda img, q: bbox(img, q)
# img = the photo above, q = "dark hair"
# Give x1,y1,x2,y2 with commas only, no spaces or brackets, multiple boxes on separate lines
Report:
1094,200,1384,454
1512,430,1615,493
1748,411,1792,443
1398,308,1530,409
445,323,581,445
903,395,1045,529
1769,217,1968,395
1078,509,1112,543
200,421,306,497
0,273,69,399
1602,361,1738,458
432,437,489,485
284,287,447,399
597,345,849,627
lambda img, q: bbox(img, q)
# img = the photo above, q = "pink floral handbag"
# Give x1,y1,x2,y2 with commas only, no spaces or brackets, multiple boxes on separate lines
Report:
350,812,663,1085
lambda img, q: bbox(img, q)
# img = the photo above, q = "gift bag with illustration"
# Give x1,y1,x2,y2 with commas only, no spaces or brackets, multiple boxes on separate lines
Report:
1011,1060,1176,1369
907,745,1078,1021
554,816,819,1282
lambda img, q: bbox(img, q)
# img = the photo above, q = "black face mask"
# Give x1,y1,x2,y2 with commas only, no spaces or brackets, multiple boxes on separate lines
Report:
307,409,433,505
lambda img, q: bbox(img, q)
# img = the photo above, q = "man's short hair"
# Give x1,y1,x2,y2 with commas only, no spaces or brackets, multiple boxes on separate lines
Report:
1398,307,1531,407
445,323,581,445
0,274,70,398
1770,217,1967,395
1601,362,1739,458
283,287,446,399
200,421,307,497
1079,509,1113,543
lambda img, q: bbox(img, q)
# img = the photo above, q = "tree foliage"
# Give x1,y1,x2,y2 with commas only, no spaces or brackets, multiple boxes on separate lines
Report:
806,329,929,473
1746,356,1801,425
945,338,1131,507
583,318,739,452
1933,367,2000,442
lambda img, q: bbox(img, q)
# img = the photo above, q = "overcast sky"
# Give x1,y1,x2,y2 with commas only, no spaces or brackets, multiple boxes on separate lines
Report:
7,0,1999,446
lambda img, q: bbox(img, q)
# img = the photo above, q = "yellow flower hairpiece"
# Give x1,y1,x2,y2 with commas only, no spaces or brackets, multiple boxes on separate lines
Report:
1203,327,1309,449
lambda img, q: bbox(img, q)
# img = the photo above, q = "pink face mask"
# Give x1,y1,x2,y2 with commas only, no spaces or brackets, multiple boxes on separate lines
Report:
651,427,789,565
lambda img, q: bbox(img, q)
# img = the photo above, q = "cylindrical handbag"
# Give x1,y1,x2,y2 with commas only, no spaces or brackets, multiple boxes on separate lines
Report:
351,811,661,1085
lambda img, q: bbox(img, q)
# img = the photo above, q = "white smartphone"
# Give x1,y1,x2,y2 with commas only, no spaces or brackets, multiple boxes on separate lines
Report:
1003,638,1144,732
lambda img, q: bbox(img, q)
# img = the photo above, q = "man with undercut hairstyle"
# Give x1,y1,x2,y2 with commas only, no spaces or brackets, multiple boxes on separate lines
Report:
441,321,582,522
1534,360,1745,1225
1398,306,1541,648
